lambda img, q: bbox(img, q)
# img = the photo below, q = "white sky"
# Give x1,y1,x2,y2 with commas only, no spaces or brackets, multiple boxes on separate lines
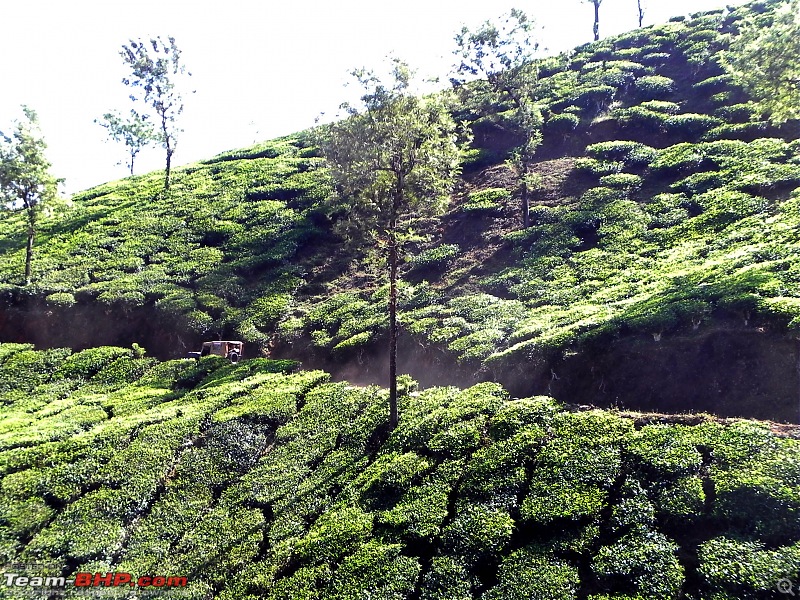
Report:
2,0,748,195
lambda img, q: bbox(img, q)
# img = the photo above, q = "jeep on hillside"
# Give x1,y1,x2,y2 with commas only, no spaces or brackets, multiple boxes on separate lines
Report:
187,340,244,363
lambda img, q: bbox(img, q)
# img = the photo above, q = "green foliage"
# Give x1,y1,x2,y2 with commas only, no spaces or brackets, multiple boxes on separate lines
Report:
408,244,461,271
442,503,514,564
461,187,509,213
2,12,800,599
95,110,156,176
633,75,676,100
575,158,624,176
570,85,616,111
545,112,581,134
53,346,132,381
0,347,71,393
586,141,657,165
723,0,800,123
599,173,642,190
699,538,800,596
0,106,61,285
665,113,724,137
119,36,190,190
592,528,684,599
0,348,798,598
484,548,580,599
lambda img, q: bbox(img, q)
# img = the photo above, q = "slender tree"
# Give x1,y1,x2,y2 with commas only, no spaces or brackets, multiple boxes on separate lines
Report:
96,109,156,176
0,107,60,285
120,36,189,190
452,9,543,228
722,0,800,124
321,59,463,428
637,0,646,28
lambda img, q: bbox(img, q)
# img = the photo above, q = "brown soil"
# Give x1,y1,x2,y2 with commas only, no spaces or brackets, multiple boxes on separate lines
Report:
544,324,800,424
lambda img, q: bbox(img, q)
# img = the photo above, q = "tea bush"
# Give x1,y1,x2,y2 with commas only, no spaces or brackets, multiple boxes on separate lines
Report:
461,188,509,214
441,503,514,564
53,346,132,380
592,527,684,599
665,113,724,137
483,548,580,600
633,75,675,100
544,112,581,135
699,537,800,596
586,141,657,166
408,244,461,270
0,346,798,597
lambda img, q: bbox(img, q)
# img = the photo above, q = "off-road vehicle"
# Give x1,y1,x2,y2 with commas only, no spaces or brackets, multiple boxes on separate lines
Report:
187,340,244,363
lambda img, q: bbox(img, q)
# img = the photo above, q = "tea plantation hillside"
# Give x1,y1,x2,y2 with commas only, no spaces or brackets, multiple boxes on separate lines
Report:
1,0,800,417
0,343,799,599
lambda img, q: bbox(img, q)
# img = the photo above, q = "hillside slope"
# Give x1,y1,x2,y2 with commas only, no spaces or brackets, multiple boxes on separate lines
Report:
0,0,799,421
0,343,799,599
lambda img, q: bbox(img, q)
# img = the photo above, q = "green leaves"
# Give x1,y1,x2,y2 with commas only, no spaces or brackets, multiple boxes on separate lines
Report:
118,36,190,190
723,0,800,124
0,106,61,284
322,59,463,226
0,346,799,598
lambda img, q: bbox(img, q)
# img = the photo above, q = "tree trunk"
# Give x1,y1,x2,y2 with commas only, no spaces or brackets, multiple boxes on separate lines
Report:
162,112,172,191
388,227,398,428
594,0,600,41
388,179,402,429
24,207,35,286
521,165,530,228
129,150,136,176
164,146,172,190
638,0,644,27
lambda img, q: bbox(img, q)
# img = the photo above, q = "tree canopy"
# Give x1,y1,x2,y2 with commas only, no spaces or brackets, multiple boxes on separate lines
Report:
321,59,464,426
120,36,190,190
96,109,157,176
452,10,543,227
0,106,60,285
723,0,800,124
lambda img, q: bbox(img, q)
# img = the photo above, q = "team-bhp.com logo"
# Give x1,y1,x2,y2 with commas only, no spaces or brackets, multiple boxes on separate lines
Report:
4,571,187,590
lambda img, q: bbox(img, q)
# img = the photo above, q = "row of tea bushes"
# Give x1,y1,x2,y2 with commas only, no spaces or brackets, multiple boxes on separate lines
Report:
1,343,798,598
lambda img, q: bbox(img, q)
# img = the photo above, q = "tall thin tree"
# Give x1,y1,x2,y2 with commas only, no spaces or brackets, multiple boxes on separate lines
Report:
96,109,156,176
452,9,543,228
0,107,60,285
584,0,603,41
120,36,189,190
321,59,464,428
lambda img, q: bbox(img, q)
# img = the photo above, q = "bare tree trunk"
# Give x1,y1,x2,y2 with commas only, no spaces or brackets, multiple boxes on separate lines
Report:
796,337,800,424
388,179,402,429
594,0,600,41
24,207,35,285
388,227,398,428
521,164,530,228
162,113,172,191
164,146,172,190
638,0,644,27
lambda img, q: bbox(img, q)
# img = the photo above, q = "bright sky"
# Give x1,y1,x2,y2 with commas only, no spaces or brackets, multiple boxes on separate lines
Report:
2,0,748,195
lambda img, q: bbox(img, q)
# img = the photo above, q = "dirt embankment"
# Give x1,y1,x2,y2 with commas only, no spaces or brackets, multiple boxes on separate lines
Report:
0,295,203,361
2,296,798,424
544,326,800,424
277,322,800,424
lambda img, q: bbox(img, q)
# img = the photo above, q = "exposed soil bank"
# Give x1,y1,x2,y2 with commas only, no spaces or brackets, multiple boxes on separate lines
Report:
2,297,798,423
279,324,800,424
546,327,800,423
0,296,204,361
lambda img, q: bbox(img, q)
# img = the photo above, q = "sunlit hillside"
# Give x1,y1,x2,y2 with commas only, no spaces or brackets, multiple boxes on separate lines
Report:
1,0,800,597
